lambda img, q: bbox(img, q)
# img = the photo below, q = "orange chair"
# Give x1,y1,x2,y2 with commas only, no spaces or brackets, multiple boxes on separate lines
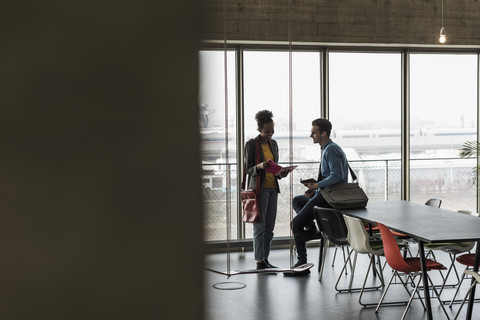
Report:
375,222,450,320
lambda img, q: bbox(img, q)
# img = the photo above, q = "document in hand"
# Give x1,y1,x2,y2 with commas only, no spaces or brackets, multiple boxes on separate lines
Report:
265,160,297,177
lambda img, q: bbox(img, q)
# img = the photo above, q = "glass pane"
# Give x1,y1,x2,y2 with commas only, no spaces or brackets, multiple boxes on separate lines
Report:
329,52,402,201
243,50,321,237
199,50,238,241
410,53,478,211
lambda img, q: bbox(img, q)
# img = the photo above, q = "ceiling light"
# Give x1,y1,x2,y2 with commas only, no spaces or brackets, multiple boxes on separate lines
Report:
439,27,446,44
439,0,446,44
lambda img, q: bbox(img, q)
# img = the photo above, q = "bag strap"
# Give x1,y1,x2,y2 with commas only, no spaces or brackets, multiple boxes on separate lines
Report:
254,139,261,194
241,138,262,193
347,163,358,182
241,157,248,191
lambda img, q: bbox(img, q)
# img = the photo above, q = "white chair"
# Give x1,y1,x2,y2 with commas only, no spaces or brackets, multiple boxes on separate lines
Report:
343,214,386,306
453,270,480,319
424,209,476,294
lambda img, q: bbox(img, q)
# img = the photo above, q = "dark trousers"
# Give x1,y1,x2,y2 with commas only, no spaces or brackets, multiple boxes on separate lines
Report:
291,191,331,262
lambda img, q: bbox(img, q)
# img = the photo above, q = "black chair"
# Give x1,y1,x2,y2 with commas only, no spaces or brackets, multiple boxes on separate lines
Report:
313,206,351,282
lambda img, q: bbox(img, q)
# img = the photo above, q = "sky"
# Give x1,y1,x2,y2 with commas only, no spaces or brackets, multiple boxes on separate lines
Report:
198,50,479,161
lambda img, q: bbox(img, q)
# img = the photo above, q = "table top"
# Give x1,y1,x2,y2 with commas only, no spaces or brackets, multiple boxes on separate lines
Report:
341,200,480,243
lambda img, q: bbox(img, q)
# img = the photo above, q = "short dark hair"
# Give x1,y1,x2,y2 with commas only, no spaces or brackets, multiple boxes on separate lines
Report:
312,118,332,137
255,110,273,129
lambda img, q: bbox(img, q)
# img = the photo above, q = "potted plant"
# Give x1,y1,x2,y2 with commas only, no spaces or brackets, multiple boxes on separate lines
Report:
459,141,480,216
459,141,480,184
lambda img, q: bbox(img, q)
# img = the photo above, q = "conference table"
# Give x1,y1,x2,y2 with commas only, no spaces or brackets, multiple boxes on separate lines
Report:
341,200,480,320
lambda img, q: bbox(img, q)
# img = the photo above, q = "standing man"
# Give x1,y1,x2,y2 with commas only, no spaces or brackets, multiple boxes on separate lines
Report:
291,118,349,271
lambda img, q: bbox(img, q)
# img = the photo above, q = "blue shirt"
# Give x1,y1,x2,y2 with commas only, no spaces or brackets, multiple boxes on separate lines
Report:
317,139,349,188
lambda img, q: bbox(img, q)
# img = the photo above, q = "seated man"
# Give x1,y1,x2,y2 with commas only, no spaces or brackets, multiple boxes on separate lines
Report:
291,118,349,270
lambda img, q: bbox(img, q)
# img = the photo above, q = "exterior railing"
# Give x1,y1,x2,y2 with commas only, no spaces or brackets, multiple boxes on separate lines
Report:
202,157,477,242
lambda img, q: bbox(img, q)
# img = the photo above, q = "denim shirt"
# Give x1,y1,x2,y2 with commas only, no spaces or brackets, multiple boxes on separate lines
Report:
317,139,349,189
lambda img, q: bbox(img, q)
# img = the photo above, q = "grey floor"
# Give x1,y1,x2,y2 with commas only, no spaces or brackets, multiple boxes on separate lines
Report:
204,243,478,320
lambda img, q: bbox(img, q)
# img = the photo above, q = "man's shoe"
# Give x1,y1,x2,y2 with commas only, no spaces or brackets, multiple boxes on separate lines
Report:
293,260,307,268
283,262,311,276
287,268,310,276
256,261,268,270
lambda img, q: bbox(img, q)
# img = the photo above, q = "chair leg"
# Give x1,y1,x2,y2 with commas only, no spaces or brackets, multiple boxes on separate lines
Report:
425,251,450,286
335,249,355,292
348,252,358,291
375,271,397,312
427,275,451,320
319,239,329,281
413,251,456,291
335,251,384,293
358,255,387,307
401,276,424,320
453,281,478,320
375,270,414,312
448,267,480,306
400,274,426,310
376,255,385,284
341,245,349,275
400,240,411,258
448,273,465,308
406,246,413,257
332,246,338,267
439,254,461,296
449,270,467,307
358,255,375,306
317,237,324,273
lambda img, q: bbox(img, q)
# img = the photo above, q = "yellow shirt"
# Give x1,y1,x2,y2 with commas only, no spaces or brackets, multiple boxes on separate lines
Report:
261,142,276,188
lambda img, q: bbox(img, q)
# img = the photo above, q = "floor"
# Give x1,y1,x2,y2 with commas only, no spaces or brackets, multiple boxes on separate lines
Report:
204,243,478,320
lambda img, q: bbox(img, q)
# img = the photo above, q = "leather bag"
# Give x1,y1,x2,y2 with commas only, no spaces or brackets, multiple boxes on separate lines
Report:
319,165,368,209
241,139,261,223
241,189,259,222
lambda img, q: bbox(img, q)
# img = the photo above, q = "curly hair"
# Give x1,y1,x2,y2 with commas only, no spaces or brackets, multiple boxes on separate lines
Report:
255,110,273,130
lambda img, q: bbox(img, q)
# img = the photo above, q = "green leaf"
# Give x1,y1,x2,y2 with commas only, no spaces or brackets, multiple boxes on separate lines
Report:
459,140,480,158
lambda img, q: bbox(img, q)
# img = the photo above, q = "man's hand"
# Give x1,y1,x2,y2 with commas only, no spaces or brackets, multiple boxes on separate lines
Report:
303,182,319,189
304,188,316,198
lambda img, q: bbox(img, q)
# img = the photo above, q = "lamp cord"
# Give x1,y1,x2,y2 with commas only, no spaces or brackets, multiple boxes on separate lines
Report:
222,0,231,275
288,0,294,269
441,0,444,27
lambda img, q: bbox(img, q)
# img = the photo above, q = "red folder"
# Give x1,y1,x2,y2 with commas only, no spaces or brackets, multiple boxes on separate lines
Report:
265,160,297,177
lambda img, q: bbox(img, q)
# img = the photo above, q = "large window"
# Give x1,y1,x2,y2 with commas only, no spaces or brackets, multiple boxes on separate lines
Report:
243,50,321,237
199,50,237,241
329,52,402,201
199,47,480,243
410,53,478,211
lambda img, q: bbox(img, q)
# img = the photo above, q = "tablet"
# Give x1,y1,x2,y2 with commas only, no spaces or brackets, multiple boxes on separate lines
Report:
300,178,316,184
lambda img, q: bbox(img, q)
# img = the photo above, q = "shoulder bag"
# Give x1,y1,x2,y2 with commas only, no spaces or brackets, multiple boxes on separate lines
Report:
240,139,261,223
319,164,369,209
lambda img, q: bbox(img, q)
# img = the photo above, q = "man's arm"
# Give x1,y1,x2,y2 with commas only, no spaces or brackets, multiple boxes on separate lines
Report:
317,148,347,188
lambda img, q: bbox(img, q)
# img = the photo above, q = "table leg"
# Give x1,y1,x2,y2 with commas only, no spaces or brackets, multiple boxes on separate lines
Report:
367,223,378,277
418,240,432,320
465,240,480,319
